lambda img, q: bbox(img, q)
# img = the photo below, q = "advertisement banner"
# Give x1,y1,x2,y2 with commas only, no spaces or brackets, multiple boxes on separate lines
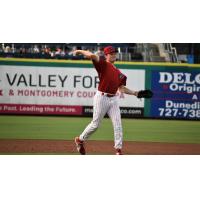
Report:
82,106,144,118
0,104,82,115
0,65,145,116
150,70,200,119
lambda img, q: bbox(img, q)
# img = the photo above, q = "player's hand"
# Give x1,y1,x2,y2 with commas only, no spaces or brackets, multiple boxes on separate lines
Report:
137,89,153,98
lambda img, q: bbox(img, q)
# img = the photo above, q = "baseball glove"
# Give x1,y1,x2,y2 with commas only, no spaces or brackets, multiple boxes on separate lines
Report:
137,90,153,98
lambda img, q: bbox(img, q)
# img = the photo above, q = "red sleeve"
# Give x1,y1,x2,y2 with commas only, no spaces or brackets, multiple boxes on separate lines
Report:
119,74,127,86
92,56,105,73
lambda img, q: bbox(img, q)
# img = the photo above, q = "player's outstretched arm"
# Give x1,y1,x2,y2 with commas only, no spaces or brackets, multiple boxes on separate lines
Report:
118,85,138,96
119,85,154,99
73,50,99,62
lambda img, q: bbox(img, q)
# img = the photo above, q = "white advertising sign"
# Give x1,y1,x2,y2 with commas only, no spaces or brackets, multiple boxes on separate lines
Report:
0,65,145,107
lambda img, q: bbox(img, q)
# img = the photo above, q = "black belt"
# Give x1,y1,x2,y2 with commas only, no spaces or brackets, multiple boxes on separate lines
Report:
101,92,115,98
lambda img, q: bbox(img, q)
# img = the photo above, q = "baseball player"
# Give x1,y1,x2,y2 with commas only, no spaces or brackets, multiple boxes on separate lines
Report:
73,46,153,155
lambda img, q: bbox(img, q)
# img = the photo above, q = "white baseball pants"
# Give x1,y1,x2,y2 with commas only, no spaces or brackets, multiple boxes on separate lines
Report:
79,91,123,149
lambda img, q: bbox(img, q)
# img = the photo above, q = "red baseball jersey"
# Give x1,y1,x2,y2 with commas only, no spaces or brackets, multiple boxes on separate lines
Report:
92,57,127,94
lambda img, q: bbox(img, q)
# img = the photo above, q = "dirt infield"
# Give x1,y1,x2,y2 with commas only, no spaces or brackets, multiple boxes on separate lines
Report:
0,139,200,154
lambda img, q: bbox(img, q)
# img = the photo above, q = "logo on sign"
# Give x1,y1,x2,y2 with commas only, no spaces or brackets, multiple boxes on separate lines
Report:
159,72,200,94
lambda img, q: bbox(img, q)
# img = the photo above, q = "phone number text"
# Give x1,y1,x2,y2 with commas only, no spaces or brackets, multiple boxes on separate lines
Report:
158,108,200,118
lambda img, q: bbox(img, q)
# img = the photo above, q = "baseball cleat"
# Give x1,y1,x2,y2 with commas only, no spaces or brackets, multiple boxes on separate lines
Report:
116,149,122,155
75,137,86,155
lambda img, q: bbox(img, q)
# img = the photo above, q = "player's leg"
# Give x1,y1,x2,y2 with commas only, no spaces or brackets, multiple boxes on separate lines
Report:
75,92,109,154
79,92,109,141
107,97,123,154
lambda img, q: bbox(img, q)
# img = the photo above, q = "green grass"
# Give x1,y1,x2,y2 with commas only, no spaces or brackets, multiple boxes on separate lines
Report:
0,116,200,144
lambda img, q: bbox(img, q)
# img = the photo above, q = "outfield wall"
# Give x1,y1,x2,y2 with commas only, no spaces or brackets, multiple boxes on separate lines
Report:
0,58,200,120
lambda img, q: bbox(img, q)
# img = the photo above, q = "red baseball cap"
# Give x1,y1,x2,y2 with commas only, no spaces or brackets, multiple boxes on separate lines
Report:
104,46,117,55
